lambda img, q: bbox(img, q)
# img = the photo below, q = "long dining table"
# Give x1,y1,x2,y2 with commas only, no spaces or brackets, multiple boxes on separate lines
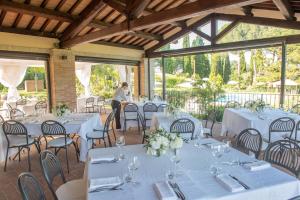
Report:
0,113,102,161
221,108,300,140
85,138,300,200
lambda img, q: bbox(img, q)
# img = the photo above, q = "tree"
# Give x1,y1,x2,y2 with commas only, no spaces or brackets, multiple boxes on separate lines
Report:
239,51,247,73
249,50,255,85
192,36,210,78
210,53,218,80
223,53,231,83
182,35,192,75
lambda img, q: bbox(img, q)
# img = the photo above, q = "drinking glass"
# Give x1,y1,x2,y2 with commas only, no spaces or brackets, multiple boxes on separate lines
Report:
169,149,181,176
127,156,140,184
116,136,125,160
222,139,231,153
210,146,224,175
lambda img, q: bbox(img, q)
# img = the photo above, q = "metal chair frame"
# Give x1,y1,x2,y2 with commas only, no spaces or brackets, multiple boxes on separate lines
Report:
85,97,95,113
236,128,262,159
268,117,295,143
35,101,47,114
264,140,300,178
123,103,140,132
143,102,158,126
290,104,300,114
170,118,195,139
2,120,39,171
94,96,106,114
18,172,46,200
86,109,116,148
40,150,66,200
41,120,79,173
157,104,168,112
204,111,217,137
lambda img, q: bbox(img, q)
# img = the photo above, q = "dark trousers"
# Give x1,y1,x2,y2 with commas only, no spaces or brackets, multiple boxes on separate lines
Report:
111,100,121,129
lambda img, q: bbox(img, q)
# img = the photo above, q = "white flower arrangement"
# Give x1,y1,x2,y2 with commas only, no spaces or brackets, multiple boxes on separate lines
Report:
53,103,70,117
144,129,183,157
249,99,266,113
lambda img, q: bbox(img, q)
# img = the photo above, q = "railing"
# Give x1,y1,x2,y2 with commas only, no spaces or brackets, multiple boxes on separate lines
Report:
165,90,300,115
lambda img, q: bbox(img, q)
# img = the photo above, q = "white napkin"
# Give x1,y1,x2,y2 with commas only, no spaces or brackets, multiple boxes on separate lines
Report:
90,155,116,164
215,174,245,193
153,181,177,200
89,176,122,192
206,143,228,149
243,161,271,171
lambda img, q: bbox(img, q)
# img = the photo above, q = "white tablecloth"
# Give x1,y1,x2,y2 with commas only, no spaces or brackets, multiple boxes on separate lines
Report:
0,113,102,161
150,112,203,138
86,138,300,200
121,101,167,130
221,108,300,140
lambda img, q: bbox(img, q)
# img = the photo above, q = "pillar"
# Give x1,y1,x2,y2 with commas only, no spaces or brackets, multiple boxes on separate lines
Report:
48,49,77,110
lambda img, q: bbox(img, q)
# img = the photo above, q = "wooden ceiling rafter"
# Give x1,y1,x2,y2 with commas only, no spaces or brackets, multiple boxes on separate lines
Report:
215,13,300,30
60,0,268,48
60,0,105,41
146,14,213,55
215,19,240,41
272,0,295,20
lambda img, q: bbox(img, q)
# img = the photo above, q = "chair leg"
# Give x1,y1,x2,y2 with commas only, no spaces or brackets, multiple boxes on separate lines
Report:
27,147,31,172
107,133,112,147
65,147,69,174
112,128,116,141
103,139,106,148
18,147,21,162
72,142,79,162
4,147,9,171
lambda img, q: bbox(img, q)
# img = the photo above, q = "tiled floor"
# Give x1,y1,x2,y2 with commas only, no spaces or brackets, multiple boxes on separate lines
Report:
0,121,143,200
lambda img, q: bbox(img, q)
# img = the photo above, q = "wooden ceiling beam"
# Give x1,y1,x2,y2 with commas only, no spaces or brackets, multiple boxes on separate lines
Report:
215,19,240,41
145,14,213,55
148,33,300,57
272,0,295,20
61,0,267,48
0,0,74,22
215,13,300,30
130,0,151,18
191,29,211,41
0,26,61,38
92,40,143,50
103,0,126,15
0,0,160,42
60,0,105,41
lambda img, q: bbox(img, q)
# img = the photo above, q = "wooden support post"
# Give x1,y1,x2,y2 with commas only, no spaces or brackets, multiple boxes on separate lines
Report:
162,56,166,100
147,58,151,99
280,41,286,107
138,64,141,96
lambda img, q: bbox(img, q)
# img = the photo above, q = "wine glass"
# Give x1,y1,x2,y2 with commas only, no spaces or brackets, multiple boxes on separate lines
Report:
210,146,224,175
116,136,125,160
127,156,140,184
169,150,181,176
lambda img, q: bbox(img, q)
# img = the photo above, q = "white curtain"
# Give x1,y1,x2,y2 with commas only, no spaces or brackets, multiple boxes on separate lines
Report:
75,62,93,97
0,59,38,101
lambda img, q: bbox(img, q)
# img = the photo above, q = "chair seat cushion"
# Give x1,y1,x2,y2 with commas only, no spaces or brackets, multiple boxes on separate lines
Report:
8,135,35,147
56,179,85,200
86,131,106,139
48,137,73,147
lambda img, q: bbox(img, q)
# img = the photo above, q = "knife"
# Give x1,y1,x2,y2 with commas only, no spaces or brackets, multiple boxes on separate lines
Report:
168,181,184,200
229,174,250,190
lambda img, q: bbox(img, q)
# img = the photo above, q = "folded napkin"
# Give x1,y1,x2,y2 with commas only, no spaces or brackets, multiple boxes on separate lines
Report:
243,161,271,171
89,176,122,192
90,155,117,164
206,143,228,149
215,174,245,193
153,181,177,200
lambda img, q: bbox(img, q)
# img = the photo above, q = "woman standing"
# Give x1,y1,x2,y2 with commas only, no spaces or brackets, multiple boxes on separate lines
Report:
111,82,128,129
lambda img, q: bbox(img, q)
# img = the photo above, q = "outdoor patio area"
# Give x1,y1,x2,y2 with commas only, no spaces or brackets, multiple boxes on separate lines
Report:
1,0,300,200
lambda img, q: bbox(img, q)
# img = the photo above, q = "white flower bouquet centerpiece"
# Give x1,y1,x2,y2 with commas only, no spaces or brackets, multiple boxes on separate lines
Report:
53,103,70,117
144,129,183,157
249,99,266,113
